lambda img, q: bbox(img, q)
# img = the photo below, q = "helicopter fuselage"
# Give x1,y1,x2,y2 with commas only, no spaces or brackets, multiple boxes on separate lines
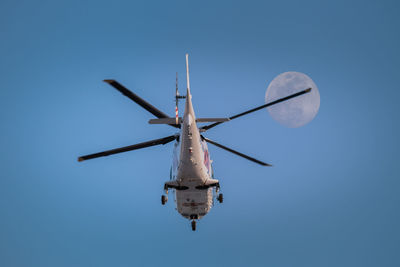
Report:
167,86,218,221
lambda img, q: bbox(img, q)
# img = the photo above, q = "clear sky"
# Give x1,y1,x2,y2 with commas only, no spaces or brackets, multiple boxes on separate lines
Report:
1,0,399,266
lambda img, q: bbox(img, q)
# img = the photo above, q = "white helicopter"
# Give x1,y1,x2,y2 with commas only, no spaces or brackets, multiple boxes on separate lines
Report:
78,54,311,231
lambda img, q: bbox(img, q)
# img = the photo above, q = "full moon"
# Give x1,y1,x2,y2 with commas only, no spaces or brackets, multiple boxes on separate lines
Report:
265,72,320,128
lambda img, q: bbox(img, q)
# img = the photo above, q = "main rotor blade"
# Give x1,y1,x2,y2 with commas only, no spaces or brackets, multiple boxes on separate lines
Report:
201,88,312,131
78,135,177,162
103,79,180,128
203,137,272,166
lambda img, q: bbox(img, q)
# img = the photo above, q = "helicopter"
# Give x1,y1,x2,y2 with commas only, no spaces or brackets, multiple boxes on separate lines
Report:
78,54,311,231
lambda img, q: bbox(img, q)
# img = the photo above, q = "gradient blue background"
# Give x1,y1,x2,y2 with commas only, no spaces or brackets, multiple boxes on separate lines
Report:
1,0,399,266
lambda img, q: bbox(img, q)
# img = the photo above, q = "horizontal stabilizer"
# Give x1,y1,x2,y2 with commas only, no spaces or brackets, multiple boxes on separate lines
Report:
196,118,230,123
149,118,182,124
149,117,229,124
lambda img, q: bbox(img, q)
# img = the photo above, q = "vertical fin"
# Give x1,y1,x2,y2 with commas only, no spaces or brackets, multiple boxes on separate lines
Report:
185,53,190,95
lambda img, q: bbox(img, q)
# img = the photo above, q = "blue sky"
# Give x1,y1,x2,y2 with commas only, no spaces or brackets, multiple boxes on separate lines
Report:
1,0,399,266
